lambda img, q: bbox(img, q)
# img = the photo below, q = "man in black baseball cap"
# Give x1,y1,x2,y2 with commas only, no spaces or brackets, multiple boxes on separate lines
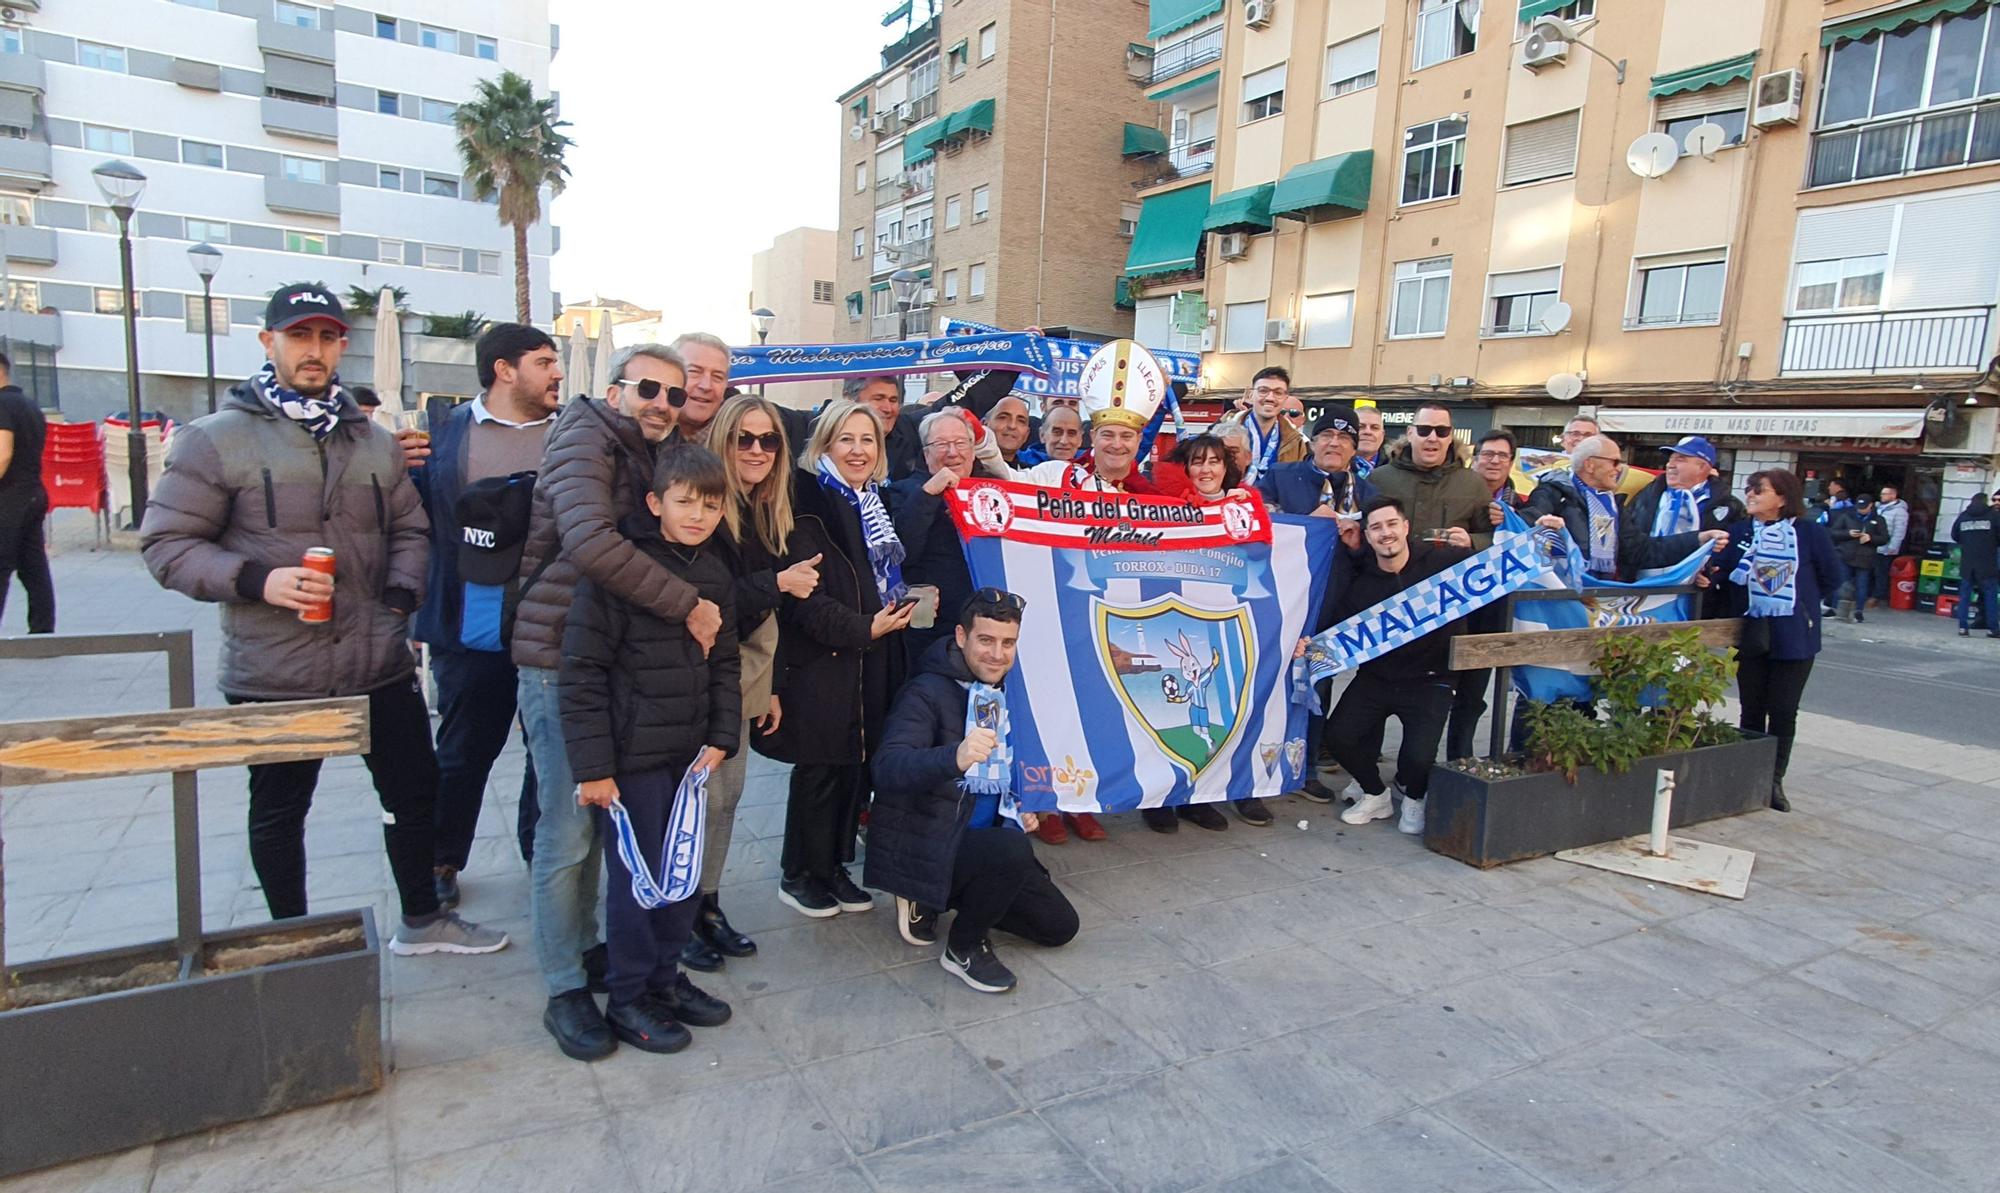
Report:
264,282,350,334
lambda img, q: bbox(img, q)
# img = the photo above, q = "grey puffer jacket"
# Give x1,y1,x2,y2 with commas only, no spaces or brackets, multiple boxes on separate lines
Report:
140,380,428,700
510,397,699,672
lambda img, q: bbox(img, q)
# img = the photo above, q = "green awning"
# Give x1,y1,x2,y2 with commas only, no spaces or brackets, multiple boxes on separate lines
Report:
1202,183,1274,234
845,291,864,314
1150,69,1219,102
1517,0,1574,23
956,97,995,136
870,280,891,292
948,37,968,55
1270,150,1372,220
1127,42,1154,58
1823,0,1984,44
851,96,869,116
1124,181,1212,278
903,139,934,166
1149,0,1223,39
1115,275,1135,309
1123,122,1170,157
1649,51,1758,98
916,267,931,279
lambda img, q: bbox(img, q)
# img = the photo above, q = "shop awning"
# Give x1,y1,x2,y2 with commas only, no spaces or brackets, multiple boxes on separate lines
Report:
1150,69,1219,102
1270,150,1372,221
1595,408,1927,440
1649,51,1759,98
1823,0,1983,45
1149,0,1223,40
1517,0,1575,23
1122,122,1170,157
1125,181,1212,278
1202,182,1275,234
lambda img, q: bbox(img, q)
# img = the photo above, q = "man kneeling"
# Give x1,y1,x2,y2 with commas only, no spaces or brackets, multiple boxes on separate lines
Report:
869,588,1079,993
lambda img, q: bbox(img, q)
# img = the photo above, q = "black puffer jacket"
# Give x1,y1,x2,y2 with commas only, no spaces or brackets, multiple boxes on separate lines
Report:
559,513,741,782
866,638,986,910
1528,479,1633,581
1827,506,1889,569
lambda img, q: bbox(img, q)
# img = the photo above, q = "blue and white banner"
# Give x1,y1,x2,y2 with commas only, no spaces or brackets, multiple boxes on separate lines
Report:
943,318,1200,404
726,332,1052,386
1509,534,1714,705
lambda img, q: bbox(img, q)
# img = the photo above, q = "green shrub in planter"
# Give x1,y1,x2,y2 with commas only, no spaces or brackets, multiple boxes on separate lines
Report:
1521,627,1740,782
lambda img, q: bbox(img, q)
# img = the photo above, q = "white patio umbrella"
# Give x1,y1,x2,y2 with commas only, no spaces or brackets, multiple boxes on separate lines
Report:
565,325,592,401
372,287,405,418
591,318,616,397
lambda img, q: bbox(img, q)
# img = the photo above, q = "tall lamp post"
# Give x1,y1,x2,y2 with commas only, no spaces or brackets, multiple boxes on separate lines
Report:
93,159,149,527
889,268,919,341
188,242,222,416
750,306,775,395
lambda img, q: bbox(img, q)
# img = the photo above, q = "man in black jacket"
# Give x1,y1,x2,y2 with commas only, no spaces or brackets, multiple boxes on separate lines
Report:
868,590,1078,994
1829,493,1889,622
1619,435,1738,617
1952,493,1999,636
0,350,51,633
885,408,984,666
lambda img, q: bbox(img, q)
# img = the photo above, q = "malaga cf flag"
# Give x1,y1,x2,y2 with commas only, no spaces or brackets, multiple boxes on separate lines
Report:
945,478,1337,812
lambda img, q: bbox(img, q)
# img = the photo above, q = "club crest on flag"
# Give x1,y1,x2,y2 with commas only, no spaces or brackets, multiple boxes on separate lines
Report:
1258,743,1280,775
1093,595,1253,777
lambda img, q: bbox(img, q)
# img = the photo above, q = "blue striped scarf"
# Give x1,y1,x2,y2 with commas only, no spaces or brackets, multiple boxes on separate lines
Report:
816,456,906,604
605,763,708,908
253,360,344,442
960,680,1021,826
1731,519,1798,618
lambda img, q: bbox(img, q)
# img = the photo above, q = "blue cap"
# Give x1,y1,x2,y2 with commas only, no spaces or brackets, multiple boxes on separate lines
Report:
1660,435,1717,467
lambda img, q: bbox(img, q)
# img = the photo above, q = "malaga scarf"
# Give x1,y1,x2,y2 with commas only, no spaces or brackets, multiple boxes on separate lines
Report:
959,680,1022,827
253,360,344,442
816,456,906,604
1242,415,1282,485
1581,485,1619,577
1653,483,1708,537
606,763,709,908
1730,518,1799,619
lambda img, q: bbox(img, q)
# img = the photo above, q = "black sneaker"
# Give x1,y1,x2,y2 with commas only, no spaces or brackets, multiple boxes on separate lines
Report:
542,988,616,1062
1291,779,1338,804
1232,797,1274,826
940,938,1017,994
827,868,875,912
778,875,841,919
1179,803,1228,832
582,941,609,994
433,866,460,911
605,997,691,1054
896,896,939,946
679,938,724,973
654,972,732,1028
1141,807,1179,833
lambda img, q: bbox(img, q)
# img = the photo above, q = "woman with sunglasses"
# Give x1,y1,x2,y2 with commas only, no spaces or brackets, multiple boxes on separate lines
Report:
755,399,917,919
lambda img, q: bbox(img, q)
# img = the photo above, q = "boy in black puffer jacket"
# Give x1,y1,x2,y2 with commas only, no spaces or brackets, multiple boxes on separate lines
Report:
561,446,741,1056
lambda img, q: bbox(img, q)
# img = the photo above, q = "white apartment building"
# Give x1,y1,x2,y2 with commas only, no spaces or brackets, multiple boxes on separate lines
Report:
0,0,557,421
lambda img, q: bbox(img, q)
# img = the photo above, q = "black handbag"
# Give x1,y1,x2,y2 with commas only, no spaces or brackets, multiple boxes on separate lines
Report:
1735,614,1771,660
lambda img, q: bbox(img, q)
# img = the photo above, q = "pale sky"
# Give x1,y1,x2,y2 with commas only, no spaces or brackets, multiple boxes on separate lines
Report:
548,1,894,343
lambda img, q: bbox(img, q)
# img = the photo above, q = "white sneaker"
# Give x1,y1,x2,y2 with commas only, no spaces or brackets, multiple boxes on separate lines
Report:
1398,792,1426,835
1341,790,1395,825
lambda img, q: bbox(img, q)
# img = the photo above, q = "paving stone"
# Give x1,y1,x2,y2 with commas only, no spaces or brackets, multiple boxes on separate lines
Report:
609,1073,850,1193
149,1096,391,1193
956,999,1171,1105
1204,1155,1338,1193
798,1032,1021,1153
396,1120,637,1193
750,970,945,1064
1635,1002,1854,1102
1037,1072,1290,1193
1176,1030,1413,1149
1715,974,1921,1063
1792,1063,2000,1191
861,1113,1110,1192
1303,1108,1554,1193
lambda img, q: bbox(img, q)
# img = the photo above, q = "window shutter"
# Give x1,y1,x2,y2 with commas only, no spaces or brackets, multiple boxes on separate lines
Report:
1794,204,1892,261
1242,64,1287,101
1655,78,1749,122
1489,266,1560,297
1326,32,1380,84
1887,190,2000,308
1502,111,1580,185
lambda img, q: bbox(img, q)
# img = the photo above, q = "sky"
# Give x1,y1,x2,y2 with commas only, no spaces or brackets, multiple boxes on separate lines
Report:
547,1,896,342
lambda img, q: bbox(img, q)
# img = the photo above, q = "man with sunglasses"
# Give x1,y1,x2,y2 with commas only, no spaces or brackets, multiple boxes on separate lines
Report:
1367,403,1493,551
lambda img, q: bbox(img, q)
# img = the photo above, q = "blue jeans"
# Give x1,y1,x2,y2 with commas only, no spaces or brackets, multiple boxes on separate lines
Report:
1960,575,1999,631
519,666,603,997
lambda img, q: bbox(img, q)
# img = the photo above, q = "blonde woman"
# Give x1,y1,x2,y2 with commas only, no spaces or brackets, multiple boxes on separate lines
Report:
754,400,916,919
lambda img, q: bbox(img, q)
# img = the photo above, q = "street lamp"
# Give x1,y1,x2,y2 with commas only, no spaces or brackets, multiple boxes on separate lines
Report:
750,307,775,395
889,268,920,340
93,159,148,527
187,242,222,416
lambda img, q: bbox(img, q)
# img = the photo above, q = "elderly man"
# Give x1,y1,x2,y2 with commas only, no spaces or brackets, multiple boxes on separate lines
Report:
1528,434,1633,581
1218,422,1253,478
1621,435,1741,601
1228,366,1308,485
1368,403,1493,550
1037,404,1085,462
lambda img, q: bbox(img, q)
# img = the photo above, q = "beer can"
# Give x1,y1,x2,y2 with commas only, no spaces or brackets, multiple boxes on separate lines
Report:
299,547,335,624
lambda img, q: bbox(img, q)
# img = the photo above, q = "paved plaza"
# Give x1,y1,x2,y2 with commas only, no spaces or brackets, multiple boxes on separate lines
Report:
4,517,2000,1193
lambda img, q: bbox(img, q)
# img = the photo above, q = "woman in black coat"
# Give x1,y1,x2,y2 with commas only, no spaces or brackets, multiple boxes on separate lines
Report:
754,401,915,918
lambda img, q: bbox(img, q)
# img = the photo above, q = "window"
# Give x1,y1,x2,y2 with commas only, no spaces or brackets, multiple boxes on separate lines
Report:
852,228,865,258
187,219,230,243
185,294,230,335
855,162,866,193
1414,0,1479,70
1,280,39,310
423,244,460,269
475,35,498,61
180,140,224,168
0,193,29,224
83,125,133,155
284,230,328,255
1813,3,2000,185
1502,110,1580,186
0,28,20,54
1118,201,1140,238
1390,256,1453,338
273,1,323,31
377,91,400,116
267,86,333,107
1327,31,1380,97
420,97,454,124
971,185,990,221
1401,117,1466,204
87,206,117,234
281,156,327,184
379,167,401,189
846,292,864,320
423,174,460,198
1657,82,1748,155
969,262,987,299
942,269,959,301
379,237,404,263
78,41,127,72
419,25,451,50
1300,291,1355,348
812,280,835,303
1633,254,1726,326
375,15,396,39
1223,300,1268,352
978,23,997,62
94,288,125,315
948,41,968,77
1242,64,1286,123
1515,0,1591,38
944,194,962,229
1485,267,1561,335
1792,255,1886,313
477,251,501,276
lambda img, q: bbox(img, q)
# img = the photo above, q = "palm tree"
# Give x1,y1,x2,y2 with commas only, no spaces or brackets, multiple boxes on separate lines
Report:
454,71,571,323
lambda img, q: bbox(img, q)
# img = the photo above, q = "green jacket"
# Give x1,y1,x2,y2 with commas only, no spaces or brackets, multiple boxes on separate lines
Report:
1367,446,1495,549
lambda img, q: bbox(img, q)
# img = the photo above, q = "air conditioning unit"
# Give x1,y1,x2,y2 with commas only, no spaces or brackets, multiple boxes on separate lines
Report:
1216,231,1250,260
1266,318,1296,344
1520,22,1569,71
1199,327,1217,351
896,101,915,121
869,113,889,132
1753,69,1803,128
1245,0,1274,29
920,287,937,305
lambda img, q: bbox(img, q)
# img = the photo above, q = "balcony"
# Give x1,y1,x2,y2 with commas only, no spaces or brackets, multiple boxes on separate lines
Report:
0,52,46,95
1148,27,1223,84
261,95,338,142
886,234,932,265
1780,307,1994,375
2,224,56,264
1808,99,2000,189
257,16,333,63
0,308,61,349
264,175,341,218
1132,137,1215,189
881,16,939,69
874,177,905,207
0,136,52,189
902,91,938,125
871,312,904,339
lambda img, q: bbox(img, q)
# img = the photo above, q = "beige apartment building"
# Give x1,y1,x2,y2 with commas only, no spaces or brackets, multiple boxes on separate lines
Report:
749,226,840,410
831,1,1158,347
1125,0,2000,543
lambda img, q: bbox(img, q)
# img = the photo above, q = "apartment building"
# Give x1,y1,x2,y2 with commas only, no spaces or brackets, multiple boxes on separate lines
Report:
748,225,839,410
0,0,557,421
1136,0,2000,539
832,0,1157,349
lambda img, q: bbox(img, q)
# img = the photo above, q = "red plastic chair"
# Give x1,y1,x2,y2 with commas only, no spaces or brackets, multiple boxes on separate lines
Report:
42,421,112,543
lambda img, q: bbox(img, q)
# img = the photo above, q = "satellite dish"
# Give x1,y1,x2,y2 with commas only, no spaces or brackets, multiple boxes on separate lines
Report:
847,124,864,141
1683,121,1727,159
1545,372,1585,402
1626,132,1681,179
1538,301,1574,334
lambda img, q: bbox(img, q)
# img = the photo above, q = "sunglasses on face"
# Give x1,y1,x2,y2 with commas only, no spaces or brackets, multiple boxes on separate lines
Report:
615,378,688,407
970,586,1027,612
1283,408,1305,418
1411,424,1453,438
735,431,783,453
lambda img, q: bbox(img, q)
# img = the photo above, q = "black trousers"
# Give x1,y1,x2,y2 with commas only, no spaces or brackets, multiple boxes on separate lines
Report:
429,647,538,873
1737,655,1815,779
782,762,869,879
948,827,1080,954
595,764,702,1006
1325,672,1455,800
241,674,441,920
1447,668,1493,761
0,503,54,634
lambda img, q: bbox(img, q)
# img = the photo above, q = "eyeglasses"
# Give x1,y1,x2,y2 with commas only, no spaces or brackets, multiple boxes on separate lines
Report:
614,378,687,408
969,587,1027,612
1411,424,1453,438
1474,450,1514,462
735,431,783,454
927,437,973,452
1282,408,1305,419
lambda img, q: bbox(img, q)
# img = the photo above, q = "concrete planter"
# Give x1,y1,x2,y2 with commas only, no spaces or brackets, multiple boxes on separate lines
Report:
1424,733,1779,869
0,910,382,1178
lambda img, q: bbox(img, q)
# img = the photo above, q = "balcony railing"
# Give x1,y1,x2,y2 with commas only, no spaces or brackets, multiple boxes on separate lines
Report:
887,234,932,264
874,177,905,206
1808,98,2000,188
1779,306,1994,375
1149,27,1223,84
1133,137,1215,188
903,91,937,125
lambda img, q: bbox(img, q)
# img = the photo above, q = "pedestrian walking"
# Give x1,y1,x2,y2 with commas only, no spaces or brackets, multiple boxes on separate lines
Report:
0,350,53,634
1951,492,1998,637
1828,493,1888,621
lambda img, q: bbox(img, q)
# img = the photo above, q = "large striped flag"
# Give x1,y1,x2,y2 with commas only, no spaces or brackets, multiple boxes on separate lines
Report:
946,479,1337,812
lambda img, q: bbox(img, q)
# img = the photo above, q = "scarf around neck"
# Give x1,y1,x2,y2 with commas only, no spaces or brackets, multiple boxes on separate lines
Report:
1243,415,1282,484
1581,484,1619,577
1654,482,1709,537
1731,519,1799,618
959,679,1022,826
254,360,344,442
815,455,906,604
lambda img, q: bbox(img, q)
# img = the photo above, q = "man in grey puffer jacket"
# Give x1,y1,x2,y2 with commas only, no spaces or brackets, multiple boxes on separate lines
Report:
141,283,505,956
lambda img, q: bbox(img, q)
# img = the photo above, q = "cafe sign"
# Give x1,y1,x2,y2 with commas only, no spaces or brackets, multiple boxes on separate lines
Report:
1594,408,1926,440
